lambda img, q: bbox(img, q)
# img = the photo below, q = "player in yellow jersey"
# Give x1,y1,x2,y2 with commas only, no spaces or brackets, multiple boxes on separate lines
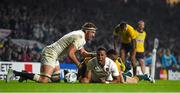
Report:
6,22,97,83
135,20,146,74
113,22,139,76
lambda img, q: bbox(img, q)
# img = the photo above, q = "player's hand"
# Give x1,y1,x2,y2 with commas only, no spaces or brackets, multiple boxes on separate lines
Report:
78,63,83,69
100,78,106,83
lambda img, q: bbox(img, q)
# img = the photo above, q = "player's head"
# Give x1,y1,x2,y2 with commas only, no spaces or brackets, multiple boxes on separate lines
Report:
165,48,171,56
96,47,107,66
137,20,145,31
107,49,118,61
82,22,97,41
115,22,127,32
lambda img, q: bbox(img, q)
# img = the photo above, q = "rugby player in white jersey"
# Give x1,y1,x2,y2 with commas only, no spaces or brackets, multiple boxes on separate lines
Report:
80,47,120,83
6,22,97,83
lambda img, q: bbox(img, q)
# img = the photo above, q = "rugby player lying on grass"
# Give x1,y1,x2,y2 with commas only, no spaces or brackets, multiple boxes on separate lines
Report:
80,47,120,83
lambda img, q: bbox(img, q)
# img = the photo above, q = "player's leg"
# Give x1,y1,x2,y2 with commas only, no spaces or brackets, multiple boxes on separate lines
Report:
50,61,60,82
125,76,138,83
124,43,136,76
125,74,152,84
6,48,56,83
38,65,54,83
134,74,155,83
6,64,54,83
136,52,145,74
121,73,138,83
130,50,137,76
37,48,58,83
139,59,145,74
120,48,126,64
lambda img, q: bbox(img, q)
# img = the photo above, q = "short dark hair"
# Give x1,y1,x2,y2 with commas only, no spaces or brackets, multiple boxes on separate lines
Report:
115,22,127,32
82,22,97,31
97,47,106,53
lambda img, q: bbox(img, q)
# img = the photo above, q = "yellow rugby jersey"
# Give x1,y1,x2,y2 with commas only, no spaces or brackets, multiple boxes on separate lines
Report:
114,57,126,72
113,24,139,44
136,31,146,52
115,59,121,72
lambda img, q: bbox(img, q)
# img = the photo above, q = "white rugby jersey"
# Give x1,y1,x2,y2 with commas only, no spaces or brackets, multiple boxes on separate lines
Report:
45,30,86,59
87,57,119,82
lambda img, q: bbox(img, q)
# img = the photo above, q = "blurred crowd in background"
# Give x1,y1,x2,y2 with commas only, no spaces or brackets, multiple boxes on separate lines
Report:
0,0,180,70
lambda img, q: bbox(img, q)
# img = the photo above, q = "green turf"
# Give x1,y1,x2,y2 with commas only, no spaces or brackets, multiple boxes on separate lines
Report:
0,80,180,92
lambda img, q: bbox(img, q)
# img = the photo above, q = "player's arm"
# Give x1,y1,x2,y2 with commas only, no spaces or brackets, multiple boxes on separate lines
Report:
80,66,92,83
114,36,118,50
79,48,96,58
111,67,120,83
113,31,119,50
108,62,120,84
81,70,92,83
111,75,120,83
68,44,81,68
118,62,125,83
113,24,121,50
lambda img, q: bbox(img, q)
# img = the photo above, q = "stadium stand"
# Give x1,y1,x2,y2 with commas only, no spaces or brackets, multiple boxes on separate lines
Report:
0,0,180,71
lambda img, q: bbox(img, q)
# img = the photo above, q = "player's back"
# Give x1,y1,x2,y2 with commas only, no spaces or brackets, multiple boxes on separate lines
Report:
46,30,86,58
114,24,138,44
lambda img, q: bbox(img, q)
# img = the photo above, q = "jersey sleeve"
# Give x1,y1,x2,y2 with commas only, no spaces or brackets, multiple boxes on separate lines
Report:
111,61,120,77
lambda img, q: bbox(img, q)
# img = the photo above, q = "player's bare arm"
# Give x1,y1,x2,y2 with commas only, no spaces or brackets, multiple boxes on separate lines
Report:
111,76,120,83
79,48,96,58
80,69,92,83
68,44,81,68
114,37,119,50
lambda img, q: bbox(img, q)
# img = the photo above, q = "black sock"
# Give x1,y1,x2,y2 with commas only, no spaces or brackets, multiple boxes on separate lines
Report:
13,70,35,80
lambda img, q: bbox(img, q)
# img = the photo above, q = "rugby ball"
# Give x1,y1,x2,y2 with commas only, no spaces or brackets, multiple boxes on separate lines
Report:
64,72,77,83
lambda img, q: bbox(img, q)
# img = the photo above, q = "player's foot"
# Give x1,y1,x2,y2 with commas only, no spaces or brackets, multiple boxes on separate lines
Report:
146,74,155,83
6,69,14,83
124,71,132,77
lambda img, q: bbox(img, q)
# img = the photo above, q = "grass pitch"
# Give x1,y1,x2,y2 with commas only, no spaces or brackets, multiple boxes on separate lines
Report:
0,80,180,92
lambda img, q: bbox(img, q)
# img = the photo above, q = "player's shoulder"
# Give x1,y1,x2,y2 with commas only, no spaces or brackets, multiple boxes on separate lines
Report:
105,57,115,65
69,30,84,39
87,57,97,65
70,30,84,35
127,24,136,32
